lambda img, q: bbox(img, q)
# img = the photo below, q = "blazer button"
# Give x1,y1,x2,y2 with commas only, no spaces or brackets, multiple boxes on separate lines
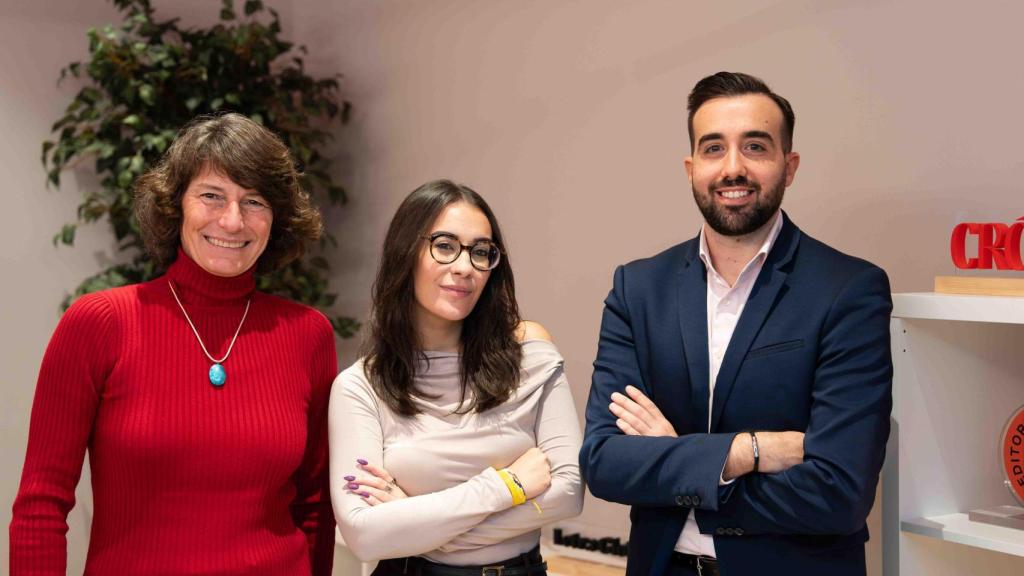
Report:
675,495,685,506
691,495,701,506
715,527,725,535
735,528,744,536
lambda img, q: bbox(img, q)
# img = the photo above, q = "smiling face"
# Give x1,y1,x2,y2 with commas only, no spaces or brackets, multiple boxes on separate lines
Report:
684,93,800,237
412,201,493,337
179,164,273,277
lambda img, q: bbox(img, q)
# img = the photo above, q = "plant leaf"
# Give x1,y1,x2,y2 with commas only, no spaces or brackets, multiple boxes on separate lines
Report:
220,0,236,21
244,0,263,16
138,84,155,105
41,141,55,166
57,223,76,246
47,0,357,337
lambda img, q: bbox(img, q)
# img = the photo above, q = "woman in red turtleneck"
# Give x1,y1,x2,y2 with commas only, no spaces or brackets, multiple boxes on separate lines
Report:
10,113,337,575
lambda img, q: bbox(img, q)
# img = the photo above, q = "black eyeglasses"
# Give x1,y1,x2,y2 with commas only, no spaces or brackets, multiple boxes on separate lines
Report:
423,232,502,271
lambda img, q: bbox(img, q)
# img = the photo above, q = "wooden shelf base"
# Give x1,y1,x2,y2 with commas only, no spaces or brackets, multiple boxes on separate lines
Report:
935,276,1024,296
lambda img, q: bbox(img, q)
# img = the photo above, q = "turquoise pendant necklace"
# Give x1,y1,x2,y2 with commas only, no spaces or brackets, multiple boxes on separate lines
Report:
168,281,251,387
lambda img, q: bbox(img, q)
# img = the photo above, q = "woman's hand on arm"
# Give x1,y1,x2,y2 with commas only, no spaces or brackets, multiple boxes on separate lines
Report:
343,460,408,505
505,447,551,500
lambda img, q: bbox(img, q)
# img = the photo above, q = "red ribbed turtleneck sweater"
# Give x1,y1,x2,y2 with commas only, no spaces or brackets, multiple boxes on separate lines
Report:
11,250,337,575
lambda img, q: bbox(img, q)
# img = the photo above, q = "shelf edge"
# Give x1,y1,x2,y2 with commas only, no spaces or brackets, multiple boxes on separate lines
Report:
901,514,1024,557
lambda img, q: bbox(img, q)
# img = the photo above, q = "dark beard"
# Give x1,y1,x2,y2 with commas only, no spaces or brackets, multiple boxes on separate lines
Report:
694,174,785,236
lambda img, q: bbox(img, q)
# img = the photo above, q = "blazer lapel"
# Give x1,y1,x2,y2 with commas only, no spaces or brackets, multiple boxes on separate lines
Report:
677,239,710,434
710,214,801,431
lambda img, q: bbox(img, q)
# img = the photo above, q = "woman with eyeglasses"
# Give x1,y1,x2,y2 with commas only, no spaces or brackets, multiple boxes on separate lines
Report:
329,179,583,576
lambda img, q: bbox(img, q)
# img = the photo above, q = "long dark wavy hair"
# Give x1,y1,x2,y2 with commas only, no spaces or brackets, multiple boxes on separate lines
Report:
362,179,522,416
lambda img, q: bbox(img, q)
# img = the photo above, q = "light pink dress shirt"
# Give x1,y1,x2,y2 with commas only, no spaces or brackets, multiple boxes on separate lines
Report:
674,211,784,557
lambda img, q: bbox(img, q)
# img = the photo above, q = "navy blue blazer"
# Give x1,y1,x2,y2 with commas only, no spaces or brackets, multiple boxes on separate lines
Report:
579,213,892,576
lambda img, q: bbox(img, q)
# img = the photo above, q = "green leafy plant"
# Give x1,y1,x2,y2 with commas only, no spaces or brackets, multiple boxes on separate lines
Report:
44,0,358,337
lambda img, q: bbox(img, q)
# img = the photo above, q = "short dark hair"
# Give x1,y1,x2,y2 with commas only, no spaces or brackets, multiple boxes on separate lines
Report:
133,112,322,273
687,71,796,153
362,179,523,417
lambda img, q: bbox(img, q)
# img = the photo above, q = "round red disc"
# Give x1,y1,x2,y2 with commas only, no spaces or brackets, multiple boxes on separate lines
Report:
1002,405,1024,506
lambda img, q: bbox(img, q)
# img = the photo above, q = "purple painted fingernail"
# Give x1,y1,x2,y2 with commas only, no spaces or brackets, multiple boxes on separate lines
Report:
347,483,359,490
359,491,371,498
357,459,368,465
344,475,355,482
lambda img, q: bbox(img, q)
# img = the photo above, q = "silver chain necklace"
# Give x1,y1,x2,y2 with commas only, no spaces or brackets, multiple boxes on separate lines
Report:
168,280,251,387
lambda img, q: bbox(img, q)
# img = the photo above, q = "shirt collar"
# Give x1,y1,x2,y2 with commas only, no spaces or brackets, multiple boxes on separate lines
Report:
698,210,784,279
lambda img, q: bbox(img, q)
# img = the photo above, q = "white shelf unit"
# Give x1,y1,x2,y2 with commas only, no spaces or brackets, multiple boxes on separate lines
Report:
882,293,1024,575
900,513,1024,557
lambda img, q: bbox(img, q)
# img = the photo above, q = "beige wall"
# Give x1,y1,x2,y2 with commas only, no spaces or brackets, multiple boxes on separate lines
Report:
2,3,121,572
296,1,1024,571
4,0,1023,574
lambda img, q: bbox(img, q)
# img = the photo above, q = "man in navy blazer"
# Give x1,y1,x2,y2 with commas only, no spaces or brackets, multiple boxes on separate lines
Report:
579,72,892,576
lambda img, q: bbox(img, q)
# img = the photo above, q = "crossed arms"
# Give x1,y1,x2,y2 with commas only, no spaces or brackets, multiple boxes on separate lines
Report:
579,263,893,536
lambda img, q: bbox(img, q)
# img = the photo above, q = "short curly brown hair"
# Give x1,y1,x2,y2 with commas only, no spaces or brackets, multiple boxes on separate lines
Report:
133,113,322,273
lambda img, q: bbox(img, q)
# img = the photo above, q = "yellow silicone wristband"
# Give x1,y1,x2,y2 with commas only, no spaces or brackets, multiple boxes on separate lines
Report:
497,469,527,506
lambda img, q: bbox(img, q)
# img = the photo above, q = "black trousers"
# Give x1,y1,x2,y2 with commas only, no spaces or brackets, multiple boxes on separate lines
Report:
664,552,720,576
665,563,699,576
372,546,547,576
